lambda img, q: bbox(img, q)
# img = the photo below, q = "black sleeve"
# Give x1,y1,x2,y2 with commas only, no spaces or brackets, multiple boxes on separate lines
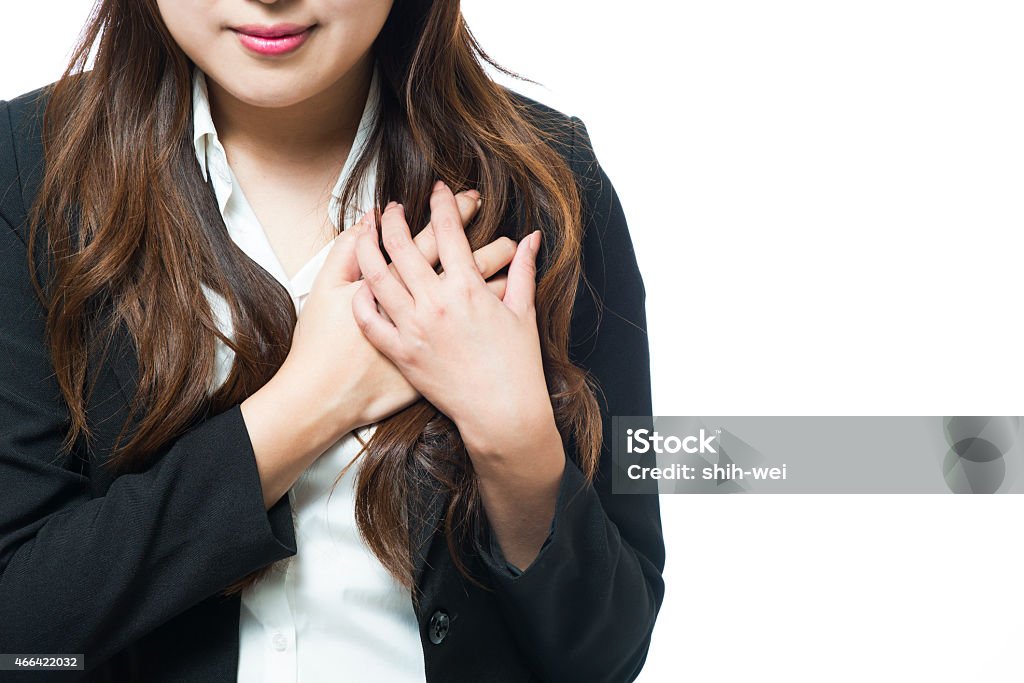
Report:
478,116,667,682
0,99,297,673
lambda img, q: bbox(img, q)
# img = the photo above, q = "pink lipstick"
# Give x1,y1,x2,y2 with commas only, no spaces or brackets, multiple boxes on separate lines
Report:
231,23,315,56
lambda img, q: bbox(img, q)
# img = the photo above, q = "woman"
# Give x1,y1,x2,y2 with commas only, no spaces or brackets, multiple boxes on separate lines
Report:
0,1,664,681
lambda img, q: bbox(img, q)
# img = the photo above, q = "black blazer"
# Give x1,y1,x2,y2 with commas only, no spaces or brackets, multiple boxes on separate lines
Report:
0,83,665,683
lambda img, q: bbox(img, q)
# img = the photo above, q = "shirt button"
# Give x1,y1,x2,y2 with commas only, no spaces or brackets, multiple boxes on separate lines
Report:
428,609,450,645
272,633,288,651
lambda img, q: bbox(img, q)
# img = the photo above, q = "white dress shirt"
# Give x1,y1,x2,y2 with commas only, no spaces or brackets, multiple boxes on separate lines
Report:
190,65,426,683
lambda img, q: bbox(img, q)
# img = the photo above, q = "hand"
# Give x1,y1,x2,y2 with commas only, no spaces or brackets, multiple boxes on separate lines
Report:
352,181,567,569
280,192,517,443
351,181,563,476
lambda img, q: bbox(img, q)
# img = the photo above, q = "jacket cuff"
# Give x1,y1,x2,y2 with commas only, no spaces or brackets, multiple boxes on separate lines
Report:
222,403,298,565
479,455,588,580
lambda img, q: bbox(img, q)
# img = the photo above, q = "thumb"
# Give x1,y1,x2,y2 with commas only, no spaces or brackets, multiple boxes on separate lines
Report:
502,230,540,315
320,211,371,285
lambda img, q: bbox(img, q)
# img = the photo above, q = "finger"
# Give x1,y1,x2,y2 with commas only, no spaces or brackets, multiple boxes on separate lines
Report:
438,235,517,281
380,202,438,295
413,190,481,268
485,273,508,300
430,181,483,282
321,211,370,284
351,281,402,357
355,217,415,322
502,229,541,315
471,236,517,280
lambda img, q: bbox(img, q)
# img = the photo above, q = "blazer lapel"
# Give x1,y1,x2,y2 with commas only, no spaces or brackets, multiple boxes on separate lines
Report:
109,319,141,410
409,473,447,589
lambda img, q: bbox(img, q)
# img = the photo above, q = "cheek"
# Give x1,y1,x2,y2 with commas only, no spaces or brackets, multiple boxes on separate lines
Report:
155,0,222,63
314,0,394,57
320,0,394,22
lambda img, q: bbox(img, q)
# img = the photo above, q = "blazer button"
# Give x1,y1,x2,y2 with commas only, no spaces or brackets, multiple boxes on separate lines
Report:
428,609,450,645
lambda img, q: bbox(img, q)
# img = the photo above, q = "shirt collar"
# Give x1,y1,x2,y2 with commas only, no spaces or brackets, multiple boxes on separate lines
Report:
190,67,218,184
190,64,381,229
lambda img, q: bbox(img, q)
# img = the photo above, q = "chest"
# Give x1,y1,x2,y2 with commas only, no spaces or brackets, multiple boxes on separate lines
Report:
223,149,347,280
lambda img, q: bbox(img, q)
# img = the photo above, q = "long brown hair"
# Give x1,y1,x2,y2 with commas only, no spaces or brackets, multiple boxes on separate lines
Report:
30,0,602,595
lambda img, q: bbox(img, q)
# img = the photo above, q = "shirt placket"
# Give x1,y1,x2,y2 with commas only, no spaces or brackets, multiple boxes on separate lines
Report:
263,550,298,682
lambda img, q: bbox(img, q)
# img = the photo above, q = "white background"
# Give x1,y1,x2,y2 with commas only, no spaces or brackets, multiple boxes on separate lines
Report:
3,2,1023,681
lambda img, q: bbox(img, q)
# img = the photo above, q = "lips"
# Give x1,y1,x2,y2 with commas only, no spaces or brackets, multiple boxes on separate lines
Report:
231,23,316,56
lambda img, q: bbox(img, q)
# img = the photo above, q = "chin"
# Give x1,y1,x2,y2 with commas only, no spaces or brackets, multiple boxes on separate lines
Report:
218,73,319,109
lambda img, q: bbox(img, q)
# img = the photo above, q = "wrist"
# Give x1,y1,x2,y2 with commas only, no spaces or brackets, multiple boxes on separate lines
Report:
462,406,565,480
473,416,567,570
243,364,356,460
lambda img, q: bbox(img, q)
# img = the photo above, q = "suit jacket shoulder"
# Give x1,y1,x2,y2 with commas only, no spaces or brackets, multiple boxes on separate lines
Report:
499,86,608,198
1,80,57,239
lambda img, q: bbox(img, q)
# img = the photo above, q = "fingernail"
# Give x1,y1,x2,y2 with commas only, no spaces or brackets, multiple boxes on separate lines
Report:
475,197,483,210
385,200,397,210
432,180,445,192
532,230,542,252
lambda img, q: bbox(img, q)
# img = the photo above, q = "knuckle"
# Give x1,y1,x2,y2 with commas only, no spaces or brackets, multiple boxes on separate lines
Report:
428,300,448,318
355,311,373,333
445,275,477,301
392,344,414,366
357,230,376,248
381,232,405,255
435,214,461,234
409,334,428,355
341,225,361,242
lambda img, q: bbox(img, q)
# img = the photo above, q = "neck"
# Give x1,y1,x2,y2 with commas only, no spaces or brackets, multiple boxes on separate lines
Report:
205,53,373,165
